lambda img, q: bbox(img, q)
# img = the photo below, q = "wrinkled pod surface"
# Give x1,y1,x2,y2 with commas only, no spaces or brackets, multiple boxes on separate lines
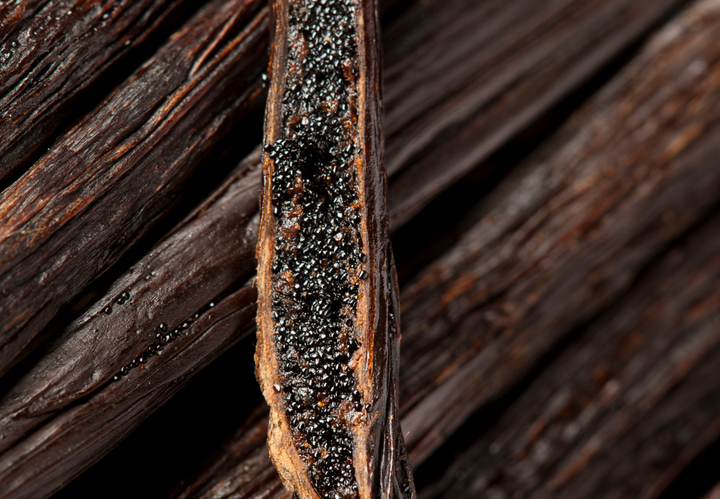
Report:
254,0,416,498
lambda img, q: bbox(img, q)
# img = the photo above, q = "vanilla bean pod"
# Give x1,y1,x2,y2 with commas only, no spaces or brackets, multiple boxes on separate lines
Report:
0,149,265,499
254,0,414,498
422,209,720,499
0,151,261,460
383,0,690,226
0,0,267,372
0,282,258,499
1,0,694,448
0,0,200,182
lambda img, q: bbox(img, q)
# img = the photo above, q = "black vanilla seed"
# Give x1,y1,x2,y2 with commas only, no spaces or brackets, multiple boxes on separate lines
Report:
257,0,417,497
112,300,218,381
268,0,363,497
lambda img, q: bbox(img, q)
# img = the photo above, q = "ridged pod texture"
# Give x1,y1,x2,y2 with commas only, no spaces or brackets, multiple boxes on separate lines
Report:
255,0,415,498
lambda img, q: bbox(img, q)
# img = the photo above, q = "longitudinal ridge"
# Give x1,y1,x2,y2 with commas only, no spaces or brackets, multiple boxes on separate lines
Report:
255,0,416,498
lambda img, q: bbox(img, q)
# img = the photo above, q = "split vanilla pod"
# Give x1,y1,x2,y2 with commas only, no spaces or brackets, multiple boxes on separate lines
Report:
254,0,416,498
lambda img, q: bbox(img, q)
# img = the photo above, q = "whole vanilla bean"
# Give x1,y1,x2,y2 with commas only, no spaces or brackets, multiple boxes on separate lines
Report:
0,0,198,183
255,0,415,498
384,0,689,226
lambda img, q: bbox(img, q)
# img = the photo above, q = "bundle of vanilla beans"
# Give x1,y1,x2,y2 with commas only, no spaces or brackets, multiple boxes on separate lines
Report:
2,0,720,498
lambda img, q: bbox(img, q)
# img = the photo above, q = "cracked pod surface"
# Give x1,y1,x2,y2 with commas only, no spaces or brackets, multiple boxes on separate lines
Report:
254,0,415,498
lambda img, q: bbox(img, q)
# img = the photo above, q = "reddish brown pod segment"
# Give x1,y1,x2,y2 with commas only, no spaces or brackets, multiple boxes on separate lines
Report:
255,0,415,498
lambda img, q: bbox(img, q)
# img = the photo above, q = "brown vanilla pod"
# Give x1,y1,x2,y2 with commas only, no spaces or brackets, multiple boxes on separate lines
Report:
0,0,267,373
254,0,415,498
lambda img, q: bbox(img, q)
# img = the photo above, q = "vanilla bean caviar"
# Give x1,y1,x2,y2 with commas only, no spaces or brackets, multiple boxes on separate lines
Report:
266,0,365,498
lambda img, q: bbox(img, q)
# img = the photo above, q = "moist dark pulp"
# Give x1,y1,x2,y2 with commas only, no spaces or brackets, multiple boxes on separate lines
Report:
267,0,365,498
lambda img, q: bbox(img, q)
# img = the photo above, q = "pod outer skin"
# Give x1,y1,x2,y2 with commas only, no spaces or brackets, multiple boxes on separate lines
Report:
254,0,416,498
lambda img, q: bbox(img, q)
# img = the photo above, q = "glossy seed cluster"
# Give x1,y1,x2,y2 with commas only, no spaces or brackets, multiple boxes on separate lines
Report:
113,302,216,381
267,0,365,497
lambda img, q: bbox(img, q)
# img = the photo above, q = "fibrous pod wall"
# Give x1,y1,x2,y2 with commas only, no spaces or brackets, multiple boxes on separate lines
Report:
254,0,415,498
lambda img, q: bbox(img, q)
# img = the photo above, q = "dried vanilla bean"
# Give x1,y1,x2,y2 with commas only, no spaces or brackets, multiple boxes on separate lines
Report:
255,0,415,498
0,282,258,499
0,151,261,462
383,0,689,226
0,0,198,182
422,210,720,499
0,0,267,373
